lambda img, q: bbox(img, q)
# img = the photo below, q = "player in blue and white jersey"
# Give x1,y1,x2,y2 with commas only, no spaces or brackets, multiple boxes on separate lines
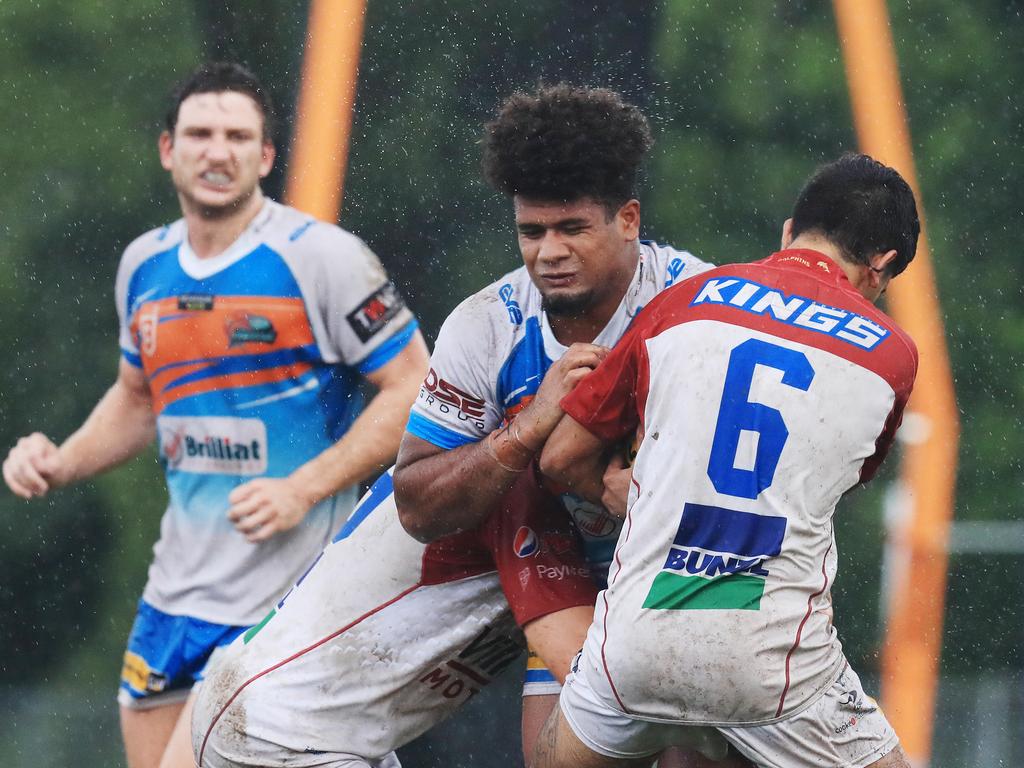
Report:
393,85,743,765
538,155,920,768
2,63,428,768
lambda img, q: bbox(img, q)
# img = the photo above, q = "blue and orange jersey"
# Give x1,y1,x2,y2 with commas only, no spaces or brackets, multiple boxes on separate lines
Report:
115,200,417,625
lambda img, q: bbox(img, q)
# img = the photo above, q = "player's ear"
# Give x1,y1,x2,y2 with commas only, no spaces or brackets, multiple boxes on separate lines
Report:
158,131,174,171
259,139,276,179
870,249,898,275
616,199,641,241
781,218,795,249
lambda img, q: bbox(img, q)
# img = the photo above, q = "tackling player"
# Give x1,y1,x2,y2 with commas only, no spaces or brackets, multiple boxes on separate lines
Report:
193,84,747,767
1,62,428,768
538,154,919,768
192,466,598,767
393,84,746,765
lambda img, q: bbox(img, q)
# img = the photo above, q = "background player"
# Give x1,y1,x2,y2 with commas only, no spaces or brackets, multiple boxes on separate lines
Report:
538,153,919,768
2,62,428,768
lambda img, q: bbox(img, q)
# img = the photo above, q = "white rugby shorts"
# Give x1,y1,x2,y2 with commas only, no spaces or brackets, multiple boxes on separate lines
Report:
560,659,898,768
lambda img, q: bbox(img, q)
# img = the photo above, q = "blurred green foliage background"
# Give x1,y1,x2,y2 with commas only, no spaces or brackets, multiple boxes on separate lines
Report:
0,1,1020,765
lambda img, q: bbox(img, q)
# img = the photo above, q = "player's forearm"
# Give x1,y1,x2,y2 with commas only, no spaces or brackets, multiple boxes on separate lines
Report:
57,378,156,486
394,425,539,542
288,379,419,505
538,418,606,505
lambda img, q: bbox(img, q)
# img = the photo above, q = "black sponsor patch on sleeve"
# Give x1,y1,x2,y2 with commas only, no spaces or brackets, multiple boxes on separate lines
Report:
346,282,406,343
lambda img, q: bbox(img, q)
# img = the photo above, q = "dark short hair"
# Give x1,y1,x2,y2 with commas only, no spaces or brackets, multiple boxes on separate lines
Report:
790,153,919,276
482,84,653,214
165,62,276,142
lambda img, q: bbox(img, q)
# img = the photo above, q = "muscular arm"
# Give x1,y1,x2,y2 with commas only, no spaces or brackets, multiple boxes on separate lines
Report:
394,343,608,542
3,358,156,498
228,331,430,542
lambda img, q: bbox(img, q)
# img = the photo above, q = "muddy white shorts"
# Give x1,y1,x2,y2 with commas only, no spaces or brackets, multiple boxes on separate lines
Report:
560,661,898,767
719,665,899,768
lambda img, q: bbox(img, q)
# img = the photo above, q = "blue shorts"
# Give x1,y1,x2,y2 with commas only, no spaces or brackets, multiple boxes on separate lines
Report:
118,599,247,710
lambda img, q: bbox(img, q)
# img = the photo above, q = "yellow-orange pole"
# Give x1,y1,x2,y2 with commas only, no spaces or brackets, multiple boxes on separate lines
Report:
833,1,960,765
285,0,368,221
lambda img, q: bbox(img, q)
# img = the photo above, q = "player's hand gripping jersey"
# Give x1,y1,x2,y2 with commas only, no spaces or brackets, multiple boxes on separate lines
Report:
407,242,713,576
116,200,417,626
193,468,597,766
562,250,917,725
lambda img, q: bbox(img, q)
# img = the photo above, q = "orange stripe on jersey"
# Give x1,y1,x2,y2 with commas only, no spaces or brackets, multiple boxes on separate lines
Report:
152,361,315,412
130,296,315,379
504,394,535,421
148,361,216,394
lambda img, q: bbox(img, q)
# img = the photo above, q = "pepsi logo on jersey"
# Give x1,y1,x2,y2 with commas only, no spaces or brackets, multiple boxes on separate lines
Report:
513,526,539,558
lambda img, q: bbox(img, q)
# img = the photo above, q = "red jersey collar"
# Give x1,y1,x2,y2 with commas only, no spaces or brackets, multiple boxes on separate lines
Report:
763,249,857,292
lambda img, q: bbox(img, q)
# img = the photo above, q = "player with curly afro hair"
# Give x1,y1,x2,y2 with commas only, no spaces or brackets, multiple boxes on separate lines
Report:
397,84,729,767
482,83,654,214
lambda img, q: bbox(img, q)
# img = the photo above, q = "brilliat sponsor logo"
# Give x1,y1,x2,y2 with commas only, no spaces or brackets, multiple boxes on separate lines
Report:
158,416,268,476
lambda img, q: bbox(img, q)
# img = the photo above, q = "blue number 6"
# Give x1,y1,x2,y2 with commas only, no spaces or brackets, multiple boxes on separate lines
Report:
707,339,815,499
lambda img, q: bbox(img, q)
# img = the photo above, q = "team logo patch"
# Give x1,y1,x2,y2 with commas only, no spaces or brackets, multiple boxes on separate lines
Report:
513,526,539,558
225,312,277,346
562,495,618,539
643,503,786,611
347,282,405,342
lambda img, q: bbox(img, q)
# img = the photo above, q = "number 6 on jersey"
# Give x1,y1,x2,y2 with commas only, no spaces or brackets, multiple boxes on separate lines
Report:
707,338,815,499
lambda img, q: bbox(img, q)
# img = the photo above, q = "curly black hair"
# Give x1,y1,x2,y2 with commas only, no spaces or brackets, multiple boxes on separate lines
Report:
482,84,653,212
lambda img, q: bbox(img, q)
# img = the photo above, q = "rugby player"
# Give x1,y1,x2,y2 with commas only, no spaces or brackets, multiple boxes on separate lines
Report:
537,153,919,768
2,62,428,768
393,84,745,765
194,85,746,767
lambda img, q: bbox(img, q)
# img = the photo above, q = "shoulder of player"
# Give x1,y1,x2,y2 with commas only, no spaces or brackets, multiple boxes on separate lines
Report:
260,201,371,261
641,240,714,288
442,264,537,333
117,219,184,277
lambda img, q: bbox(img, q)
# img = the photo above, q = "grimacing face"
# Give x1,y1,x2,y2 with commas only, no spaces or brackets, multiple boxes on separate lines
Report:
514,197,640,317
158,91,275,218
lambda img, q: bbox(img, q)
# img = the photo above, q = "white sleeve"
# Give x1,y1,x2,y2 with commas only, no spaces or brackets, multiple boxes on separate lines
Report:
114,235,158,367
293,226,417,373
406,297,503,449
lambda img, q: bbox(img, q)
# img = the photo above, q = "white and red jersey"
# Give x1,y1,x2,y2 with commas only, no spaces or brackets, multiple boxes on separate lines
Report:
561,250,917,725
193,467,598,764
407,241,713,575
115,200,417,625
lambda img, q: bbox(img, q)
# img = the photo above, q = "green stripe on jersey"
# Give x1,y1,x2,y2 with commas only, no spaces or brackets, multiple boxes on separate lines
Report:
642,571,765,610
243,608,276,643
